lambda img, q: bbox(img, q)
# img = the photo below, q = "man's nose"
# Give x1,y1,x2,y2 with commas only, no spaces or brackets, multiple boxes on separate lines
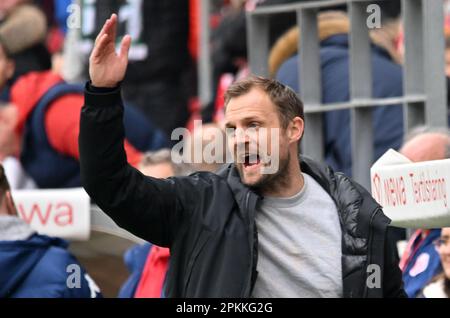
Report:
235,128,251,145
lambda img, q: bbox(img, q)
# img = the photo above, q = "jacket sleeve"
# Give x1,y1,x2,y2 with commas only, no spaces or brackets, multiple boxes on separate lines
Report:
79,84,188,247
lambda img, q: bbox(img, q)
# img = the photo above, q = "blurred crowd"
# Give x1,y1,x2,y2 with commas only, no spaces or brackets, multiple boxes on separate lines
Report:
0,0,449,298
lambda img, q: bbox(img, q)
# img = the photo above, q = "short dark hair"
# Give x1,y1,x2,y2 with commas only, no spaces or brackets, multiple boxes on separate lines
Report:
0,164,11,200
224,75,304,129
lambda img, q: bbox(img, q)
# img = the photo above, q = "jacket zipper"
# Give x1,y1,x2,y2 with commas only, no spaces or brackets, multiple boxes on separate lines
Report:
363,207,381,298
242,191,256,297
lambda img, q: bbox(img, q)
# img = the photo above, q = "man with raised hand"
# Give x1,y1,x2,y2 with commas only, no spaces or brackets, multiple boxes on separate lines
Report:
80,14,405,298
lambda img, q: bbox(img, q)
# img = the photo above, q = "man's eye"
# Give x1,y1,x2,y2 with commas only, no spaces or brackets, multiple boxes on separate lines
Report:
249,122,259,128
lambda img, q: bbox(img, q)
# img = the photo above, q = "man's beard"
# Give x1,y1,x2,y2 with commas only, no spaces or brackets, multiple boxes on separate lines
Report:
240,151,291,194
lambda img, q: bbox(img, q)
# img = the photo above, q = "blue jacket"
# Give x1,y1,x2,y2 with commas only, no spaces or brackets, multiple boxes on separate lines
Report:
277,34,404,176
0,234,102,298
118,243,152,298
402,229,443,298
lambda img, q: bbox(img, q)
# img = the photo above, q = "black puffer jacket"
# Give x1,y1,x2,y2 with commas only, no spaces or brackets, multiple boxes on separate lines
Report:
79,85,406,298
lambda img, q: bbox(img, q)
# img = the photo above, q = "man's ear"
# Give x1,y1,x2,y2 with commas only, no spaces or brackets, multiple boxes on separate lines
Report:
288,117,304,145
5,191,17,216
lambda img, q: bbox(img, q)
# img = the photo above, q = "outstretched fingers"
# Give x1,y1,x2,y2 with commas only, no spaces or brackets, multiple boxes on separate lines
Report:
119,35,131,61
95,18,110,45
109,13,118,44
94,13,117,45
91,34,109,61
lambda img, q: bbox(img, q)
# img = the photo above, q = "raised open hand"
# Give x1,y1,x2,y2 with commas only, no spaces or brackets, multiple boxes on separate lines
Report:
89,14,131,88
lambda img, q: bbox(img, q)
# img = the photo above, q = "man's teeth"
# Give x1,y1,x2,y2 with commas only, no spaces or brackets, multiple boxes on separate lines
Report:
244,154,259,165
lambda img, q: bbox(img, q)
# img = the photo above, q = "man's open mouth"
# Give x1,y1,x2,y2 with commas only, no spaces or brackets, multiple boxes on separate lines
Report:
243,153,261,168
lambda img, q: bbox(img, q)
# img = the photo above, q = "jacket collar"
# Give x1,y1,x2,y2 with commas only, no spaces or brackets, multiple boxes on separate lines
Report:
218,154,381,223
219,155,336,209
217,163,257,220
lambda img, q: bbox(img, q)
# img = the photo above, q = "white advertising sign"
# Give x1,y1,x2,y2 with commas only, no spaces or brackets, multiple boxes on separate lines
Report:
11,188,91,240
370,149,450,228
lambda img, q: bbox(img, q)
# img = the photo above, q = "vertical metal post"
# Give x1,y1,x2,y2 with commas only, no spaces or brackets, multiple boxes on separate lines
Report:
298,8,324,162
349,1,373,189
402,0,425,130
423,0,447,127
246,13,270,76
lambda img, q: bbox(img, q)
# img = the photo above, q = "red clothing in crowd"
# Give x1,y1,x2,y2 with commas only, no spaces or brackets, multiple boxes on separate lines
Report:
134,246,170,298
10,71,142,166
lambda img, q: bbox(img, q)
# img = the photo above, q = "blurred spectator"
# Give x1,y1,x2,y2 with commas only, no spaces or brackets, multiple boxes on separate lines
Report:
138,148,193,178
32,0,65,52
118,241,152,298
418,227,450,298
0,2,51,86
183,123,227,173
399,127,450,298
0,6,169,188
0,163,102,297
275,3,404,177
